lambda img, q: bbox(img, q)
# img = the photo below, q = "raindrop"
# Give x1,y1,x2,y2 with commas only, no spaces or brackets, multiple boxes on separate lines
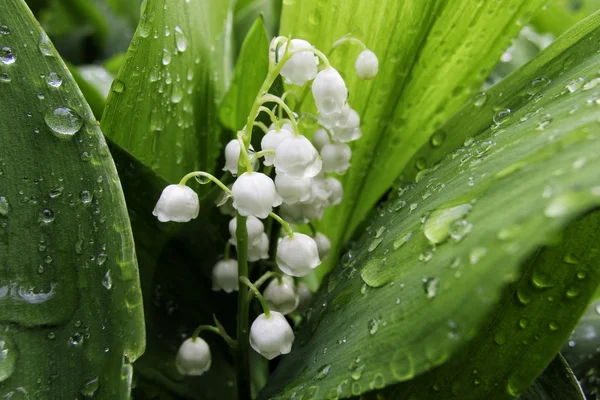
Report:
423,277,439,298
493,109,511,125
112,79,125,93
0,72,10,83
583,77,600,90
349,357,364,380
316,364,331,380
0,47,15,64
518,318,529,329
0,24,10,35
45,71,62,88
39,32,53,56
469,247,487,264
174,26,188,52
40,208,55,224
0,336,16,382
566,77,585,93
69,332,84,346
101,271,112,290
80,377,99,397
80,190,93,204
548,321,560,331
162,49,172,65
393,231,412,249
449,219,472,241
44,107,83,139
390,350,414,380
0,196,9,216
473,92,487,107
424,204,472,244
368,237,383,252
430,131,445,147
368,319,379,335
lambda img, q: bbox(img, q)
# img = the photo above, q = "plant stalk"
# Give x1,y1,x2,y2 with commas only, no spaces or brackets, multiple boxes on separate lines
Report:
235,213,251,400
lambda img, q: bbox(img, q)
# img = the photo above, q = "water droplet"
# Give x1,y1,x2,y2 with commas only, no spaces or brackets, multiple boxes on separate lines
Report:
0,196,9,216
360,258,389,287
38,32,53,56
174,26,188,52
49,187,63,198
44,107,83,139
80,377,99,397
40,208,55,224
47,332,55,340
548,321,559,331
493,109,511,125
393,231,412,249
518,318,529,329
0,72,10,83
390,350,414,380
368,319,379,335
69,332,84,346
369,373,385,390
566,286,581,299
112,79,125,93
162,49,172,65
349,357,364,380
430,131,446,147
566,77,585,93
424,204,472,244
316,364,331,380
0,46,15,64
473,92,487,107
0,24,10,35
0,335,16,382
469,247,487,264
80,190,93,204
423,277,439,298
101,270,112,290
368,237,383,252
493,332,505,345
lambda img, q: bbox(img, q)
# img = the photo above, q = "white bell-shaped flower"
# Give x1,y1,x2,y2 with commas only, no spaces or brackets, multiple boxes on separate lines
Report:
269,122,293,132
314,232,331,260
318,110,342,130
223,139,255,176
250,311,295,360
275,173,312,204
153,184,199,223
232,172,282,219
320,142,352,173
274,135,322,179
325,177,343,206
263,276,299,315
248,232,270,262
261,129,293,166
312,67,348,115
276,233,321,277
312,128,331,152
295,282,313,313
332,106,362,142
212,259,239,293
176,337,212,376
279,202,310,225
278,39,319,86
355,49,379,80
228,216,264,246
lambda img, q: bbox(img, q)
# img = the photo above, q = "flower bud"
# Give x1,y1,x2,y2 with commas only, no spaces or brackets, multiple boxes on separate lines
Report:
275,173,312,204
261,129,293,166
176,337,211,376
228,216,264,246
311,128,331,152
153,184,199,223
250,311,295,360
264,276,299,315
274,135,322,179
212,259,239,293
325,177,343,206
278,39,319,86
314,232,331,259
332,106,362,142
312,67,347,115
320,142,351,173
248,232,270,262
232,172,282,219
355,49,379,80
223,139,255,176
276,233,321,277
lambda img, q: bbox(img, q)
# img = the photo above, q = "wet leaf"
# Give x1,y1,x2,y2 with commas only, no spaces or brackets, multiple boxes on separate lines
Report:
518,354,585,400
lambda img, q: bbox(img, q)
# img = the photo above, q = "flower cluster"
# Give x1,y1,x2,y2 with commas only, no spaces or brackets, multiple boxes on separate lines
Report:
154,35,378,375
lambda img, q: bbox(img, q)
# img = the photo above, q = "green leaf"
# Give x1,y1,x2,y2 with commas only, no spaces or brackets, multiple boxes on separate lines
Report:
280,0,548,280
259,12,600,399
219,16,270,132
68,63,111,120
532,0,600,37
0,1,144,398
107,142,237,400
562,299,600,377
518,354,585,400
233,0,280,54
101,0,235,183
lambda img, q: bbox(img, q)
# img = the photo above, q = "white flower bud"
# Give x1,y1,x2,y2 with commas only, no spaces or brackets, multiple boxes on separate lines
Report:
176,337,211,376
332,106,362,142
248,232,270,262
278,39,319,86
312,128,331,152
320,142,351,173
153,184,199,223
325,177,343,206
232,172,282,218
355,49,379,80
223,139,255,176
295,281,313,313
228,216,264,246
250,311,295,360
312,67,347,115
314,233,331,259
318,110,342,130
269,122,293,132
261,129,293,166
274,135,322,179
276,233,321,277
212,259,239,293
275,173,312,204
264,276,299,315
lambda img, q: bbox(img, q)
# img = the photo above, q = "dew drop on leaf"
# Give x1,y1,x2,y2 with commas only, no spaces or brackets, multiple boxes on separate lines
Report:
0,72,10,83
0,46,15,64
473,92,487,107
0,335,17,382
44,107,83,139
174,26,188,52
80,377,99,397
493,109,511,125
424,204,472,244
0,196,9,216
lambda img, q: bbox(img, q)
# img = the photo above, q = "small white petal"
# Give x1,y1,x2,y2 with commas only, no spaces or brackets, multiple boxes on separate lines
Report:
176,338,212,376
248,233,270,262
276,233,321,277
313,232,331,260
229,216,265,246
355,49,379,80
261,129,293,166
232,172,282,219
278,39,319,86
332,106,362,142
212,259,239,293
223,139,255,176
320,142,352,173
311,128,331,152
250,312,295,360
275,173,312,204
274,135,322,178
312,67,347,115
263,276,299,315
325,177,343,206
153,184,199,223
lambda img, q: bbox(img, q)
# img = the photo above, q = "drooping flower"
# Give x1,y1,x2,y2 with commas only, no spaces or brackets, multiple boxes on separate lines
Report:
313,232,331,260
228,215,264,246
320,142,352,173
176,337,212,376
311,128,331,152
355,49,379,80
153,184,199,223
263,276,299,315
276,233,321,277
248,232,270,262
261,128,293,166
332,106,362,142
212,259,239,293
325,177,344,206
232,172,282,219
312,67,348,115
223,139,255,176
250,311,295,360
274,135,322,179
278,39,319,86
275,173,312,204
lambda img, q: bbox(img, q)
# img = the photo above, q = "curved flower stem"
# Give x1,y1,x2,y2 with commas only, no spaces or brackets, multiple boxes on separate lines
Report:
192,324,237,349
331,36,368,52
246,271,278,303
236,134,253,174
235,212,251,400
179,171,232,195
253,121,269,134
240,276,271,318
258,106,279,126
249,149,276,163
259,94,300,136
269,212,294,238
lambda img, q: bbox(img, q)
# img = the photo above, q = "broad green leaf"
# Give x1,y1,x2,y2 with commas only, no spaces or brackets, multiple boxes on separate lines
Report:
280,0,548,280
0,1,144,398
532,0,600,37
518,354,585,400
260,12,600,399
233,0,280,54
219,16,270,132
107,142,236,400
562,299,600,377
101,0,235,183
68,64,111,120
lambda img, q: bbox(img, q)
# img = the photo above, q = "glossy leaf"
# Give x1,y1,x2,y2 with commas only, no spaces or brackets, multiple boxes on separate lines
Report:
532,0,600,37
0,1,144,398
259,12,600,399
518,354,585,400
562,299,600,377
219,16,270,132
233,0,280,54
280,0,548,280
101,0,235,183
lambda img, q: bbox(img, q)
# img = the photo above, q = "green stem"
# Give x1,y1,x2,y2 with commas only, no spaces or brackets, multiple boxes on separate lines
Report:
236,135,253,174
269,212,294,238
235,213,251,400
331,36,368,52
246,271,278,303
249,149,276,163
254,121,269,134
259,95,300,136
240,276,271,318
224,242,231,260
179,171,232,195
258,106,278,126
191,325,237,349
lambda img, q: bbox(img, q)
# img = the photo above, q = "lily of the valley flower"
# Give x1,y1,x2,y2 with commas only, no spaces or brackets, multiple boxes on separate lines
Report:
153,184,199,223
275,173,312,204
332,106,362,142
228,215,265,246
313,232,331,260
263,276,299,315
223,139,255,176
276,233,321,277
212,259,239,293
250,311,295,360
274,135,322,179
312,67,348,115
261,128,293,166
355,49,379,80
248,232,270,262
232,172,282,219
320,142,352,173
176,337,212,376
311,128,331,152
325,177,344,206
278,39,319,86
